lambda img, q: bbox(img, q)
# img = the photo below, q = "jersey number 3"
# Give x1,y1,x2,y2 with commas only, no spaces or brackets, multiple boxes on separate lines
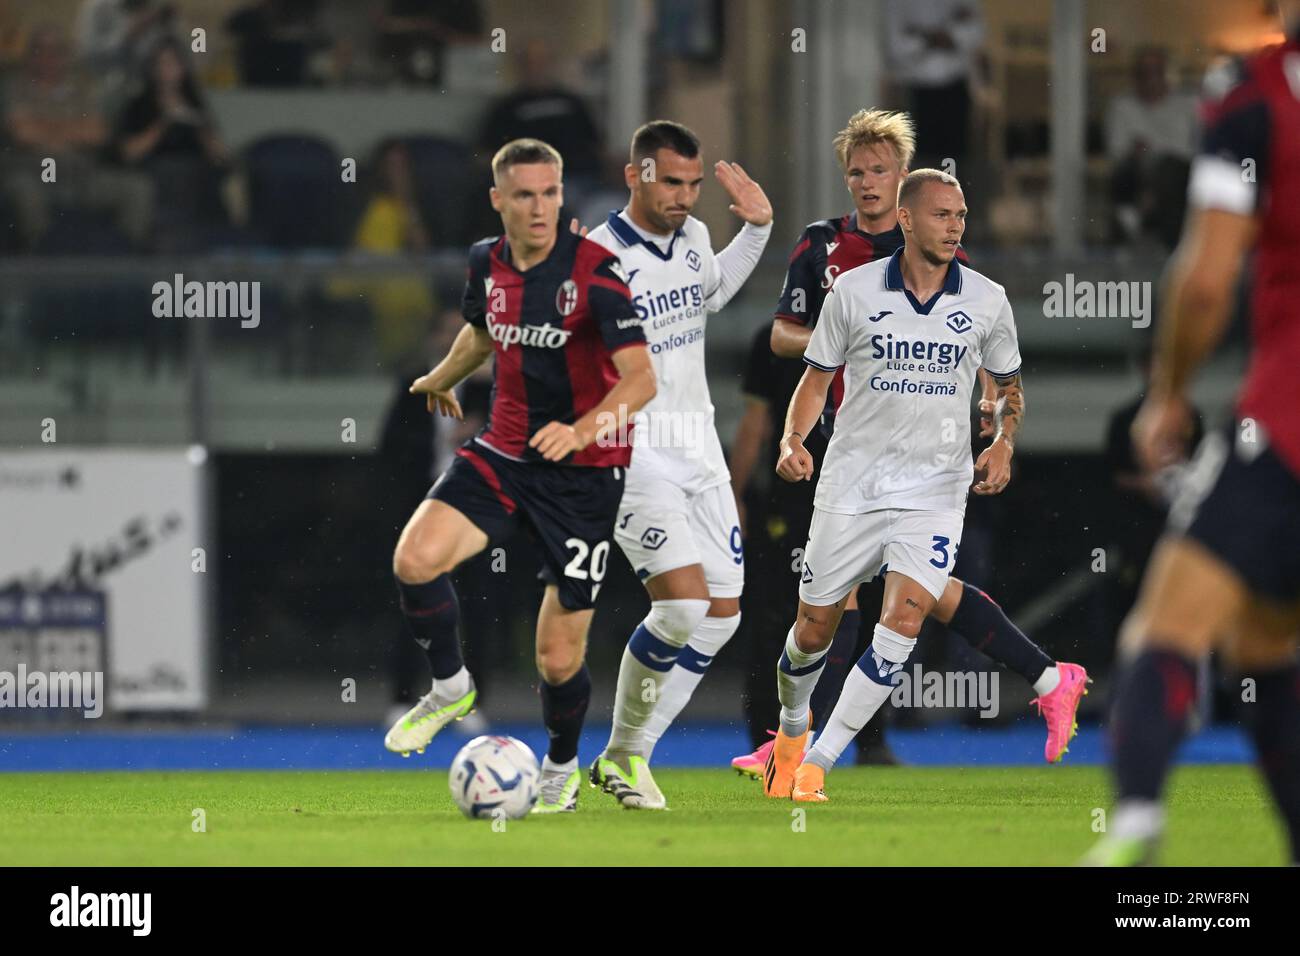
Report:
929,535,958,569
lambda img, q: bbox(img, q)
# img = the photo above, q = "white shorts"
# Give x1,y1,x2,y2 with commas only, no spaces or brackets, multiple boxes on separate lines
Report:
797,507,965,606
614,478,745,598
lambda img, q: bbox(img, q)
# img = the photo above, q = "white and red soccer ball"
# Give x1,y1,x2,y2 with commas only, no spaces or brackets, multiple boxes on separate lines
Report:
448,735,540,820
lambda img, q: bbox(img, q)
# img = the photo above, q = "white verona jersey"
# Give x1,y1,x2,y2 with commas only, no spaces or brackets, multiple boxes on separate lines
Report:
588,210,768,494
804,249,1022,515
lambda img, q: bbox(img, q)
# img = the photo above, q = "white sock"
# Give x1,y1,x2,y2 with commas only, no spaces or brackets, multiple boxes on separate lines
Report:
1032,665,1061,696
606,644,671,757
1111,800,1165,841
643,613,741,757
805,623,915,770
434,667,470,700
541,754,577,776
642,668,703,751
777,627,830,738
605,600,709,757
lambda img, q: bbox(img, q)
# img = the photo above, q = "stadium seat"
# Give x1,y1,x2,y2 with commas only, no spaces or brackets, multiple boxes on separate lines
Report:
33,208,135,256
244,134,346,249
394,135,478,248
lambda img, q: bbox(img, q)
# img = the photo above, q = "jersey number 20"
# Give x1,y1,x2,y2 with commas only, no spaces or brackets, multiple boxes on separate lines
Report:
564,538,610,598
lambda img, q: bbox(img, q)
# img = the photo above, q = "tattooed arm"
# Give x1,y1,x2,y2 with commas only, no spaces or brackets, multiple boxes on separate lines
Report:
976,368,997,437
973,371,1023,495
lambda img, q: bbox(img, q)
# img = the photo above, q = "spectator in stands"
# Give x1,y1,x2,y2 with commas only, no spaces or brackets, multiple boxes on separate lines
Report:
328,139,434,365
0,0,30,72
114,36,230,251
885,0,984,172
352,139,429,254
1107,46,1198,249
313,0,381,86
116,38,227,167
75,0,176,114
3,23,153,250
479,38,605,193
225,0,325,87
376,0,484,85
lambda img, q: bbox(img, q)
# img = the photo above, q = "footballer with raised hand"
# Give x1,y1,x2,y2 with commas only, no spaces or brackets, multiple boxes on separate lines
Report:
580,120,771,809
1086,1,1300,866
735,110,1086,781
385,138,656,815
766,169,1031,803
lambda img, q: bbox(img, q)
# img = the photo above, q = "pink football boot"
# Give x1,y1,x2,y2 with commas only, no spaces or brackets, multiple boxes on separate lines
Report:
730,731,776,779
1031,662,1090,763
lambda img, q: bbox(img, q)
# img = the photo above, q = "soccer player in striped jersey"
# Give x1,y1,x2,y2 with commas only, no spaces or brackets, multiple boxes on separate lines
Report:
1087,7,1300,865
582,121,772,809
386,139,656,815
746,110,1086,791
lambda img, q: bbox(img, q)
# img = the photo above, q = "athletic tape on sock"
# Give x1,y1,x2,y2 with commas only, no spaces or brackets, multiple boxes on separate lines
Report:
642,598,711,646
858,622,915,686
779,626,829,675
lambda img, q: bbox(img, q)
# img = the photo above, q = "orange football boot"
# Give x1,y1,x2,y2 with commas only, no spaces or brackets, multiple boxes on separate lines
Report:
792,763,828,803
763,719,810,798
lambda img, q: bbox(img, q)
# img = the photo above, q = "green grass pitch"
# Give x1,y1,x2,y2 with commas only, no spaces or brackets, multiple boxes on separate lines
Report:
0,765,1285,866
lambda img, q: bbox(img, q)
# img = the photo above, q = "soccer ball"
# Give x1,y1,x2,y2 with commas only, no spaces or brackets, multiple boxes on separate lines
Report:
448,735,540,820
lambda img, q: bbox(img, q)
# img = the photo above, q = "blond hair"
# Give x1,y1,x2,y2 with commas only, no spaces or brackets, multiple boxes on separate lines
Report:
832,109,916,172
491,138,563,184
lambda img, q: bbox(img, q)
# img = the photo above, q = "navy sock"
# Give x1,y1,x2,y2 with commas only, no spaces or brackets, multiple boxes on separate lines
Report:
1111,648,1197,803
1240,663,1300,864
948,582,1053,685
540,665,591,764
396,574,463,680
809,610,860,732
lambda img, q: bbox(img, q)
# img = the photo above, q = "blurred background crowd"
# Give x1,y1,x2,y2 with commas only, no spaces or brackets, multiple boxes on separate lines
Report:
1,0,1263,258
0,0,1280,737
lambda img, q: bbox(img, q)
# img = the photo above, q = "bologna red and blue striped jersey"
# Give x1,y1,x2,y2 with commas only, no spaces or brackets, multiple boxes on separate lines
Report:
461,228,646,468
1191,34,1300,478
774,215,969,420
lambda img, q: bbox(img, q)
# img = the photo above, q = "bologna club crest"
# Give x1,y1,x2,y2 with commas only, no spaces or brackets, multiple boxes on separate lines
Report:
555,280,579,317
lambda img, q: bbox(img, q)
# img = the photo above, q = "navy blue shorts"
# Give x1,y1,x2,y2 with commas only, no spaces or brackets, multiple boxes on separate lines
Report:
427,441,625,611
1175,423,1300,603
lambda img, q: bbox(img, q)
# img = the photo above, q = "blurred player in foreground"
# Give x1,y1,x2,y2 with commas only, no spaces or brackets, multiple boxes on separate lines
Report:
733,110,1085,779
582,120,771,808
1087,9,1300,865
385,139,656,817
